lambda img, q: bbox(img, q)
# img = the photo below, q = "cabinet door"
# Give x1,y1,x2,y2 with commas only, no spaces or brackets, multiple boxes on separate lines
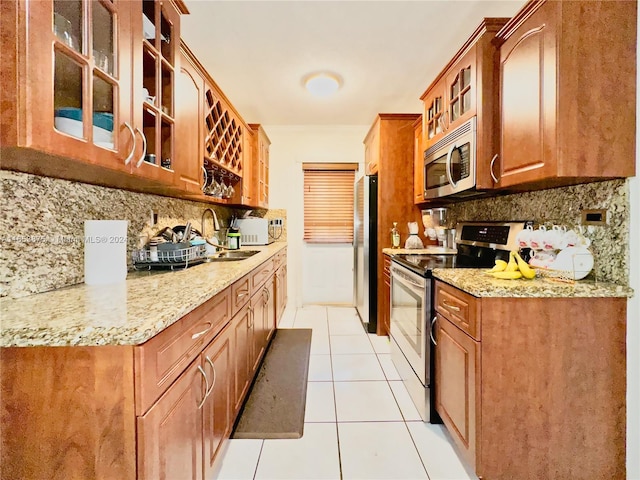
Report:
202,326,232,478
275,265,287,323
435,314,479,471
364,123,380,175
249,290,266,374
445,45,477,132
497,4,557,188
257,130,270,207
413,118,424,204
232,304,252,414
265,278,276,342
16,0,134,172
241,128,255,206
422,82,445,148
130,0,180,184
174,48,204,193
137,358,204,480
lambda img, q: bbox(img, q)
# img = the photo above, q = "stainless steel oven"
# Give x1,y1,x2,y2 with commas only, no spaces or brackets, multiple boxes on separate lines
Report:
389,262,432,421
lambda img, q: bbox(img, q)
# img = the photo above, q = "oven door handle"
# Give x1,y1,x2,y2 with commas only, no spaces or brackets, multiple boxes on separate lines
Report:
391,270,424,295
429,316,437,345
445,143,457,188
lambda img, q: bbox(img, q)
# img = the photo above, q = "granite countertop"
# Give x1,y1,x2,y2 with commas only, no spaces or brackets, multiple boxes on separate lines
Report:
0,243,287,348
382,247,457,255
433,268,634,298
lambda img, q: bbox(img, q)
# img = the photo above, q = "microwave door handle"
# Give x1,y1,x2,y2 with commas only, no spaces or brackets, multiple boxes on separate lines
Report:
445,143,457,188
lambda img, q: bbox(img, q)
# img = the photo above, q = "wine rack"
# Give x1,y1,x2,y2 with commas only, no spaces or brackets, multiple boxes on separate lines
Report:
204,87,243,175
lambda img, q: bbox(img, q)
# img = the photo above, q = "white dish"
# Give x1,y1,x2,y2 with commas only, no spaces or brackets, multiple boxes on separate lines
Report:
54,117,114,144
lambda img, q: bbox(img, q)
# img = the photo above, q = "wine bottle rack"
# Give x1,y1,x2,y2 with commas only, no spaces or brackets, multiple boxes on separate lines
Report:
204,87,243,175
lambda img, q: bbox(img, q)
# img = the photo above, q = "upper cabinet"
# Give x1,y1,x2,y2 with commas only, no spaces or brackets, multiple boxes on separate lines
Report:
249,124,271,209
413,116,424,204
492,0,637,190
0,0,189,192
420,18,508,192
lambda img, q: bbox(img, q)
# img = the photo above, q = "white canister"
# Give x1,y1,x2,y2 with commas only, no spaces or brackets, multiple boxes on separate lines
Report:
84,220,128,285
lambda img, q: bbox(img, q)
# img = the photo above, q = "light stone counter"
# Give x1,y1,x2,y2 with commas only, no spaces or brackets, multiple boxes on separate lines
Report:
0,243,287,348
432,268,633,298
382,247,457,255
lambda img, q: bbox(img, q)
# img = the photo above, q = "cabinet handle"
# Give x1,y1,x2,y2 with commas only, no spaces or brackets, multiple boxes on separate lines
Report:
263,287,270,303
134,127,147,168
236,290,248,301
196,365,209,409
429,316,437,346
442,110,450,131
442,300,461,312
191,322,213,340
205,356,217,395
247,306,254,328
123,122,136,165
490,154,500,184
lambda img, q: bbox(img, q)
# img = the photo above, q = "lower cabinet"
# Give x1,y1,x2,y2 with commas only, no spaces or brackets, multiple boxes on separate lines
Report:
232,303,252,415
380,255,391,336
275,263,288,323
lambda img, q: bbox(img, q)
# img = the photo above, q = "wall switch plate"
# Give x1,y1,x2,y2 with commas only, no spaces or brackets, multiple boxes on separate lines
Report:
581,209,607,226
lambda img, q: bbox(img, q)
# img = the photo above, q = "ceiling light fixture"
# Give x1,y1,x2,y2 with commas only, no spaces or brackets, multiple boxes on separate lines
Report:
303,72,342,97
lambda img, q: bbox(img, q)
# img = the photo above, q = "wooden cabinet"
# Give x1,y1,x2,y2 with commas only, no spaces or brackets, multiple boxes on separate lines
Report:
493,0,636,190
433,280,627,479
0,0,190,194
275,264,288,323
363,114,421,336
248,124,271,208
381,255,391,336
413,116,424,204
174,43,205,193
1,249,286,479
419,18,507,191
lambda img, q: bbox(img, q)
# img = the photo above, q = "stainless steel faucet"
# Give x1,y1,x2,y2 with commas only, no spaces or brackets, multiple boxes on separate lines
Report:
201,208,220,238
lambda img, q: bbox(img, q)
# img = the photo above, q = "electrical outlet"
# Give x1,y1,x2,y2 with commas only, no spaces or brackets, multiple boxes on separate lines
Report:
269,218,283,226
150,210,158,226
581,209,607,226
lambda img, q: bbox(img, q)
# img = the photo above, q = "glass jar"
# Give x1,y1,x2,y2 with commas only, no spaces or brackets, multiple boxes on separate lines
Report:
391,222,400,249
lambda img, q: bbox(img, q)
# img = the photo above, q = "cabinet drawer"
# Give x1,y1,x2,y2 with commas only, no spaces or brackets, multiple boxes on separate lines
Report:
231,274,251,316
434,281,479,340
250,258,274,292
383,255,391,278
134,287,231,415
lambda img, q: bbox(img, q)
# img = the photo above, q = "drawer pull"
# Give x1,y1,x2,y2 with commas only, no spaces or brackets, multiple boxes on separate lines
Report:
205,356,217,395
442,300,461,312
248,306,254,328
191,322,213,340
196,365,209,409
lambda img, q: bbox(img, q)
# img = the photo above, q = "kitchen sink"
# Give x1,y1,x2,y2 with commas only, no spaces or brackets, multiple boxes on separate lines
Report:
205,250,260,262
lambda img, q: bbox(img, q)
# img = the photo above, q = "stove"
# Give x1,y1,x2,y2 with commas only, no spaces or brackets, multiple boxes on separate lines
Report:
389,221,530,423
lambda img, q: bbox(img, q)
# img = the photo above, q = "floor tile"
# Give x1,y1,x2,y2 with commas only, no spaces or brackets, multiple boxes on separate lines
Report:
407,422,479,480
330,334,375,354
377,353,401,381
368,333,391,354
294,306,328,327
334,381,403,422
326,306,359,321
338,422,428,479
305,382,336,422
328,317,367,336
332,354,386,382
277,305,296,328
389,381,422,421
254,423,340,480
307,354,333,381
212,439,263,480
309,329,330,355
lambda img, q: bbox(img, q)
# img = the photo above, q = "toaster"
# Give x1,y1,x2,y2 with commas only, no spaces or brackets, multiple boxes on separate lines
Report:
235,218,274,245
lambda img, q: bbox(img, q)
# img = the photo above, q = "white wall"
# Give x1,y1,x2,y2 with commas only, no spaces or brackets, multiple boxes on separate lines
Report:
265,125,369,306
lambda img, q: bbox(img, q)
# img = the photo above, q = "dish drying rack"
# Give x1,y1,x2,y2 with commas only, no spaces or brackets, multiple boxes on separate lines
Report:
132,243,206,270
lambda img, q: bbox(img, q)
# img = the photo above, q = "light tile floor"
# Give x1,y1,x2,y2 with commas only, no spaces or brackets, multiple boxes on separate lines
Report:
214,306,478,480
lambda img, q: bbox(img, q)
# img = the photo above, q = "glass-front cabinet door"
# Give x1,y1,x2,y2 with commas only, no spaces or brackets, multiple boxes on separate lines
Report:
130,0,182,185
444,45,476,131
23,0,134,172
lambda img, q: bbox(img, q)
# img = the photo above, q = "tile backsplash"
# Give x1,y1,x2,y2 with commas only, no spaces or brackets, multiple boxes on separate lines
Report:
1,171,285,299
445,179,629,285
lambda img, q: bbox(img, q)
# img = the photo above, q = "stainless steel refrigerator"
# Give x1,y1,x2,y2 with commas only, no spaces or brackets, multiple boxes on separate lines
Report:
355,174,378,333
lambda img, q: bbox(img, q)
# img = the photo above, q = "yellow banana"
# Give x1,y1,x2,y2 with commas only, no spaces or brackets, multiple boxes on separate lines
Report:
486,259,508,273
513,251,536,279
505,251,519,272
489,270,523,279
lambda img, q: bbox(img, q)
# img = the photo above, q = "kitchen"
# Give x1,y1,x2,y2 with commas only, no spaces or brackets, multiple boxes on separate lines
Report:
1,0,639,479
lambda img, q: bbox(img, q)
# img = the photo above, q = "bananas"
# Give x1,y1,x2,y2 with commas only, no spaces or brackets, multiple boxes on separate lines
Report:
486,259,508,273
485,251,536,280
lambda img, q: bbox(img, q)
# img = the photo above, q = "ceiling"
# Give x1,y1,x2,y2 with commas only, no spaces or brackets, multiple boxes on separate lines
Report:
181,1,526,126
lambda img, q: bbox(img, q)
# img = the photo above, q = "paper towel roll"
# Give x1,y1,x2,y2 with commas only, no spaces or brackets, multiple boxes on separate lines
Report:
84,220,128,285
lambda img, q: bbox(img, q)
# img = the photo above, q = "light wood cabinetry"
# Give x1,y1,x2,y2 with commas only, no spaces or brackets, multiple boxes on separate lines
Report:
0,0,190,195
249,124,271,208
364,114,421,336
413,116,424,204
275,251,288,323
492,0,636,190
1,249,287,479
433,280,627,479
419,18,507,192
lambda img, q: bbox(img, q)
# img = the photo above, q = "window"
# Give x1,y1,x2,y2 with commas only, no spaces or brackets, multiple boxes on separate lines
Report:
303,163,358,243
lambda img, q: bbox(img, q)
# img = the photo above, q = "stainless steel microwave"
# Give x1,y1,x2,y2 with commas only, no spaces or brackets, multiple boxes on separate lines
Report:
423,117,478,200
